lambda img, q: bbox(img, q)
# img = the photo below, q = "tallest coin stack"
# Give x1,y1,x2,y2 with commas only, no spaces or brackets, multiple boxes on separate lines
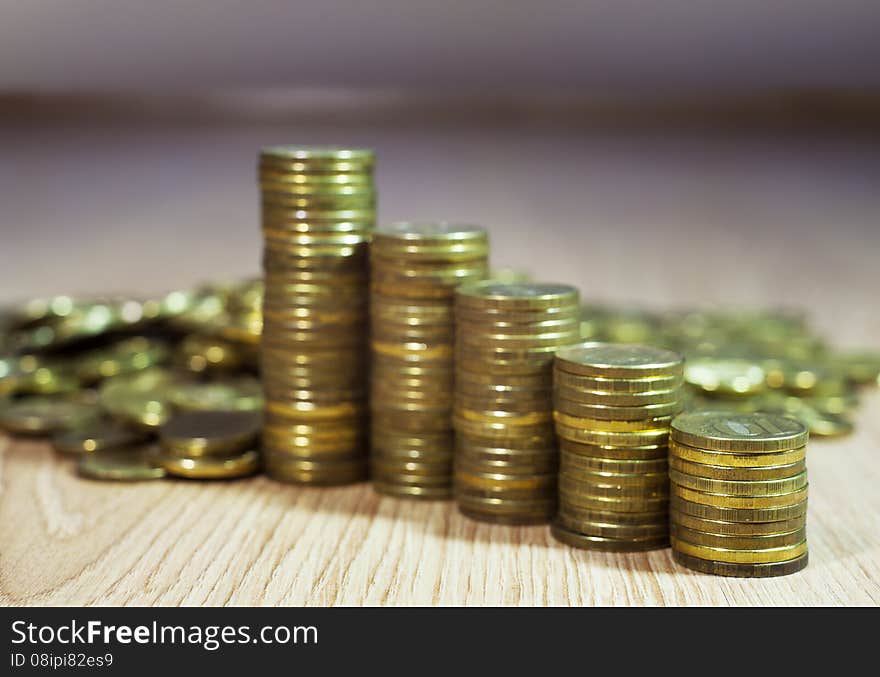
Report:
258,147,375,484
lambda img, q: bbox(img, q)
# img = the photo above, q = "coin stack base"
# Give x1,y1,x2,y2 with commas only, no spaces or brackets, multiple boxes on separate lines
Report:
370,223,489,500
669,411,810,577
552,343,685,551
453,282,581,524
258,146,374,485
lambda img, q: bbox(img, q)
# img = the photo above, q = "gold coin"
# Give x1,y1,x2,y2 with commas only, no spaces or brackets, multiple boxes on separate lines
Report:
553,398,681,421
554,422,669,447
373,481,452,500
671,510,806,536
552,383,680,407
53,421,150,456
160,410,261,457
559,438,667,461
670,411,808,452
77,444,166,481
669,468,808,496
684,357,766,397
671,549,808,578
561,451,667,475
555,342,683,378
671,524,806,550
550,521,669,552
553,411,672,432
668,455,806,481
559,474,668,496
553,369,684,393
455,282,579,310
168,379,263,412
670,495,807,523
558,491,668,513
671,483,808,509
160,449,261,480
555,512,668,540
669,440,806,467
671,537,807,564
558,502,668,525
0,395,99,435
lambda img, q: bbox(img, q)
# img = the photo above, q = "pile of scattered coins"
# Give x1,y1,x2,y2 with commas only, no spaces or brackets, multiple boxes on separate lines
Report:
669,411,810,577
258,146,375,485
370,222,489,499
551,343,685,551
453,282,581,524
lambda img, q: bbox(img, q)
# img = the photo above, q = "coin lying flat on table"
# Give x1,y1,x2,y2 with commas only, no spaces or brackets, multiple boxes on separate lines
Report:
77,444,166,481
52,420,151,456
159,449,261,480
160,410,261,457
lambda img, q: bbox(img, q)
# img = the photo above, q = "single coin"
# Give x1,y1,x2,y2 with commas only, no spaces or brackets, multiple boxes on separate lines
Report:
559,438,667,461
670,483,808,509
552,384,680,406
553,370,684,393
550,521,669,552
671,537,807,564
553,411,673,432
670,495,808,523
559,468,668,490
454,492,556,515
52,421,151,456
455,282,579,310
558,502,668,525
160,410,261,457
77,444,166,481
669,440,806,468
160,449,261,480
561,451,666,474
670,411,808,452
553,398,682,421
0,396,98,435
671,510,805,536
554,422,669,447
458,507,553,526
555,512,668,540
555,343,683,378
672,549,808,577
668,455,806,481
671,523,806,550
559,491,668,513
669,468,808,496
168,379,263,412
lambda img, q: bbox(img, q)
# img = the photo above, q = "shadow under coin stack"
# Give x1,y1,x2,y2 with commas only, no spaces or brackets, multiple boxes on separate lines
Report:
669,411,809,577
453,282,581,524
551,343,684,551
370,223,489,500
258,146,375,484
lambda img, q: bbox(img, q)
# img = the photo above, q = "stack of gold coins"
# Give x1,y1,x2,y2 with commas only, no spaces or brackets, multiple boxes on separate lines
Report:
453,282,581,524
669,411,809,577
370,222,489,499
258,146,375,484
551,343,684,551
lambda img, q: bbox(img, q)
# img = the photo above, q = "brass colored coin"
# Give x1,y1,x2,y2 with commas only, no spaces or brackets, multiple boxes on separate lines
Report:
554,422,669,447
558,502,668,525
455,304,581,325
98,368,179,429
559,491,668,513
550,521,669,552
553,369,684,393
559,467,668,489
456,282,579,310
372,481,452,500
559,438,667,461
260,145,375,163
455,469,556,491
374,221,487,244
160,410,261,457
555,343,683,378
669,455,806,481
669,440,806,468
553,384,680,406
555,512,668,540
672,549,808,578
670,495,808,523
458,507,552,526
0,396,98,435
671,537,807,564
177,335,243,373
75,337,169,383
53,421,150,456
160,449,261,480
265,400,366,420
671,524,806,550
77,444,166,481
455,492,556,515
264,461,367,485
553,411,672,432
552,398,682,421
670,411,808,452
560,452,667,475
455,408,553,426
671,483,808,509
371,458,452,476
671,510,805,536
669,469,808,496
559,476,668,500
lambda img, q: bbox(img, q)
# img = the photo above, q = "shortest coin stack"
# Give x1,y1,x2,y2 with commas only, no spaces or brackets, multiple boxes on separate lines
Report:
158,410,262,480
669,411,809,577
551,342,684,551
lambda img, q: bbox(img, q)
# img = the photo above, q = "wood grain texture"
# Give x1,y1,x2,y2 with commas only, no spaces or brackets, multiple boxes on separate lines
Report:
1,109,879,606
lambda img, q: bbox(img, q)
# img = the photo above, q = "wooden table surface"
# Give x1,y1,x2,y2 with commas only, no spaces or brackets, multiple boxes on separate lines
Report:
1,110,878,606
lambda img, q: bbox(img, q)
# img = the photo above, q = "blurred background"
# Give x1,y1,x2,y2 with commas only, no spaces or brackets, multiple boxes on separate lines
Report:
2,1,879,344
